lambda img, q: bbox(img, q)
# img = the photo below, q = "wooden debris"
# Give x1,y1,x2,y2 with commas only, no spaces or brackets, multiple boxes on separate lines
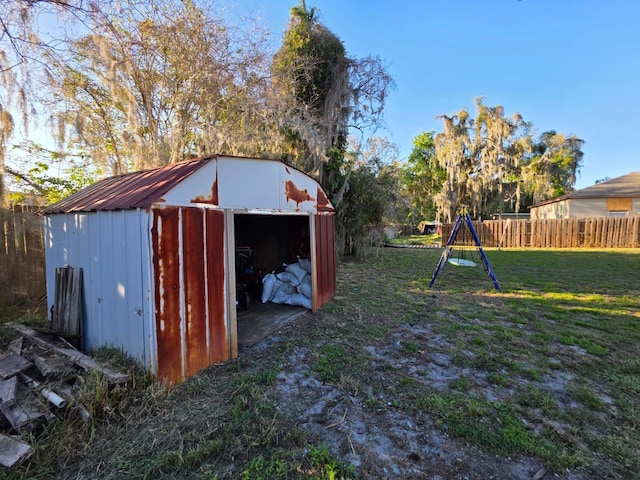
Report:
0,376,18,408
34,355,68,378
532,468,547,480
7,337,23,355
52,266,83,338
0,322,133,469
58,348,129,384
10,324,128,383
0,353,32,379
0,433,34,468
0,399,46,434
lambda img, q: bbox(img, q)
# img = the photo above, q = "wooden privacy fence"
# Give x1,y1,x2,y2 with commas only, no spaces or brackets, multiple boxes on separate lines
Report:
0,209,46,305
442,217,640,249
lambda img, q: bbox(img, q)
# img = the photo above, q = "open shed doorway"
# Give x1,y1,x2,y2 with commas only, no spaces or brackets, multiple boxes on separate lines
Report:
233,213,312,345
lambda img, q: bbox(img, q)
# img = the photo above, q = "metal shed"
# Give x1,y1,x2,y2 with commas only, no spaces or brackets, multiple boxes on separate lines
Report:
43,155,337,383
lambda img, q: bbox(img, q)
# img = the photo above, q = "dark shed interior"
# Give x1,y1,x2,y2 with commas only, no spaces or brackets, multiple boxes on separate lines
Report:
233,214,312,344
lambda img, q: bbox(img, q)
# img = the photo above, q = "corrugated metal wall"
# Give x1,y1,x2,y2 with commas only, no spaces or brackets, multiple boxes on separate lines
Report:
313,214,337,310
44,210,153,367
151,206,229,383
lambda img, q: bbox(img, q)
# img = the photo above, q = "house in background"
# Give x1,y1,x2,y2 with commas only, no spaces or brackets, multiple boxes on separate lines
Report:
43,155,337,384
529,172,640,220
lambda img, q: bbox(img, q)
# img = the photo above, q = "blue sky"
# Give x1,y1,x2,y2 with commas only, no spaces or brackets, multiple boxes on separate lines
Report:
228,0,640,189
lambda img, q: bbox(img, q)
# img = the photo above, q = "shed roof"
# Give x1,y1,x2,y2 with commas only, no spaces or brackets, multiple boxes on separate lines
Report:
44,155,334,214
44,157,208,214
530,171,640,208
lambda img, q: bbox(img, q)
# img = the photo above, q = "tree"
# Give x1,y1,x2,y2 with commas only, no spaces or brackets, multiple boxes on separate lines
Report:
271,1,350,182
341,136,402,256
2,0,395,226
6,141,100,206
0,105,13,207
0,0,100,207
271,1,394,255
403,131,443,226
432,98,532,221
428,98,583,221
45,1,272,174
529,130,584,198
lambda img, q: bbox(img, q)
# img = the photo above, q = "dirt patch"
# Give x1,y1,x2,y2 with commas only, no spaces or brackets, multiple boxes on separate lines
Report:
240,313,587,480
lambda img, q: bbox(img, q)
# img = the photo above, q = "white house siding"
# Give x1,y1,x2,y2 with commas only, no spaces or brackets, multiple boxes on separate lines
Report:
532,198,640,220
44,209,154,370
568,198,608,218
531,200,569,220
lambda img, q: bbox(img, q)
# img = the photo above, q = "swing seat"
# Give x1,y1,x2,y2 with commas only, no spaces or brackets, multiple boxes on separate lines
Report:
447,258,477,267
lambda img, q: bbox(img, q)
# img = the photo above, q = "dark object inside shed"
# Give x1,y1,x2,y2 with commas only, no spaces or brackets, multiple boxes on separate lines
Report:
234,214,312,343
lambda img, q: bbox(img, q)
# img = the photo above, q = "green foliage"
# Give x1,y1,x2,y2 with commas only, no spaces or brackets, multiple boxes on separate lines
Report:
403,131,443,224
307,444,356,479
340,137,404,256
243,454,289,479
420,98,584,220
272,3,394,257
9,158,101,206
274,4,346,116
272,1,349,172
528,130,584,198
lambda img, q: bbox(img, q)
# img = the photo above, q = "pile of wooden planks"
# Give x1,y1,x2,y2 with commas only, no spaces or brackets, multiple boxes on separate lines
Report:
0,324,128,469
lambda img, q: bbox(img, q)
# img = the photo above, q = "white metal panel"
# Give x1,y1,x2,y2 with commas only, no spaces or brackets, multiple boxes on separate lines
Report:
86,212,103,348
44,210,153,367
217,157,281,209
160,156,330,213
140,211,157,374
159,158,219,207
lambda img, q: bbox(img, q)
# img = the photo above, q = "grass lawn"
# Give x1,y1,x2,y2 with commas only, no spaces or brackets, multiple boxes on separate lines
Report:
2,247,639,479
386,233,441,246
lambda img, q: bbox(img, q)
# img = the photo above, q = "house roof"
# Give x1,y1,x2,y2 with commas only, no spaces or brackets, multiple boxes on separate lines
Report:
530,171,640,208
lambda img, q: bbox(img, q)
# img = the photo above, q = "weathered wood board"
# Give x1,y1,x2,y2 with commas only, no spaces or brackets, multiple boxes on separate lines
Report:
0,434,35,467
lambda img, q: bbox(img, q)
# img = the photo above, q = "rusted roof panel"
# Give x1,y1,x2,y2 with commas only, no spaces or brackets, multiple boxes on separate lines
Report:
43,157,215,214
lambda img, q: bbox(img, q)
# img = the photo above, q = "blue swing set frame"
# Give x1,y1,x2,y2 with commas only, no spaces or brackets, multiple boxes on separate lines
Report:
429,211,502,292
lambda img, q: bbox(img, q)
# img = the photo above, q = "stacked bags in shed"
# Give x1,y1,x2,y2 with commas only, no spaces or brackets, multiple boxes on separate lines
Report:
261,257,312,309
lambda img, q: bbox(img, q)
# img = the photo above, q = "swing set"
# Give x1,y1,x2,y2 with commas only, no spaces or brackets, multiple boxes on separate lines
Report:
429,209,502,292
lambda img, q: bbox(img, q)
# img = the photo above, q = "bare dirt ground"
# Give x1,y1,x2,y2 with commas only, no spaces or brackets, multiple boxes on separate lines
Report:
235,311,587,480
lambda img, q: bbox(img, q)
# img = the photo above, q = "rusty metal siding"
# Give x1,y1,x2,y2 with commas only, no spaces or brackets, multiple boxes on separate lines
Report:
182,208,209,377
152,207,184,382
313,214,337,311
205,209,228,363
151,206,229,383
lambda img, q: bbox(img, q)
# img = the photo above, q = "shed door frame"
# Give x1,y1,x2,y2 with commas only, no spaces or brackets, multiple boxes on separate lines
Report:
226,210,316,352
226,210,335,324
